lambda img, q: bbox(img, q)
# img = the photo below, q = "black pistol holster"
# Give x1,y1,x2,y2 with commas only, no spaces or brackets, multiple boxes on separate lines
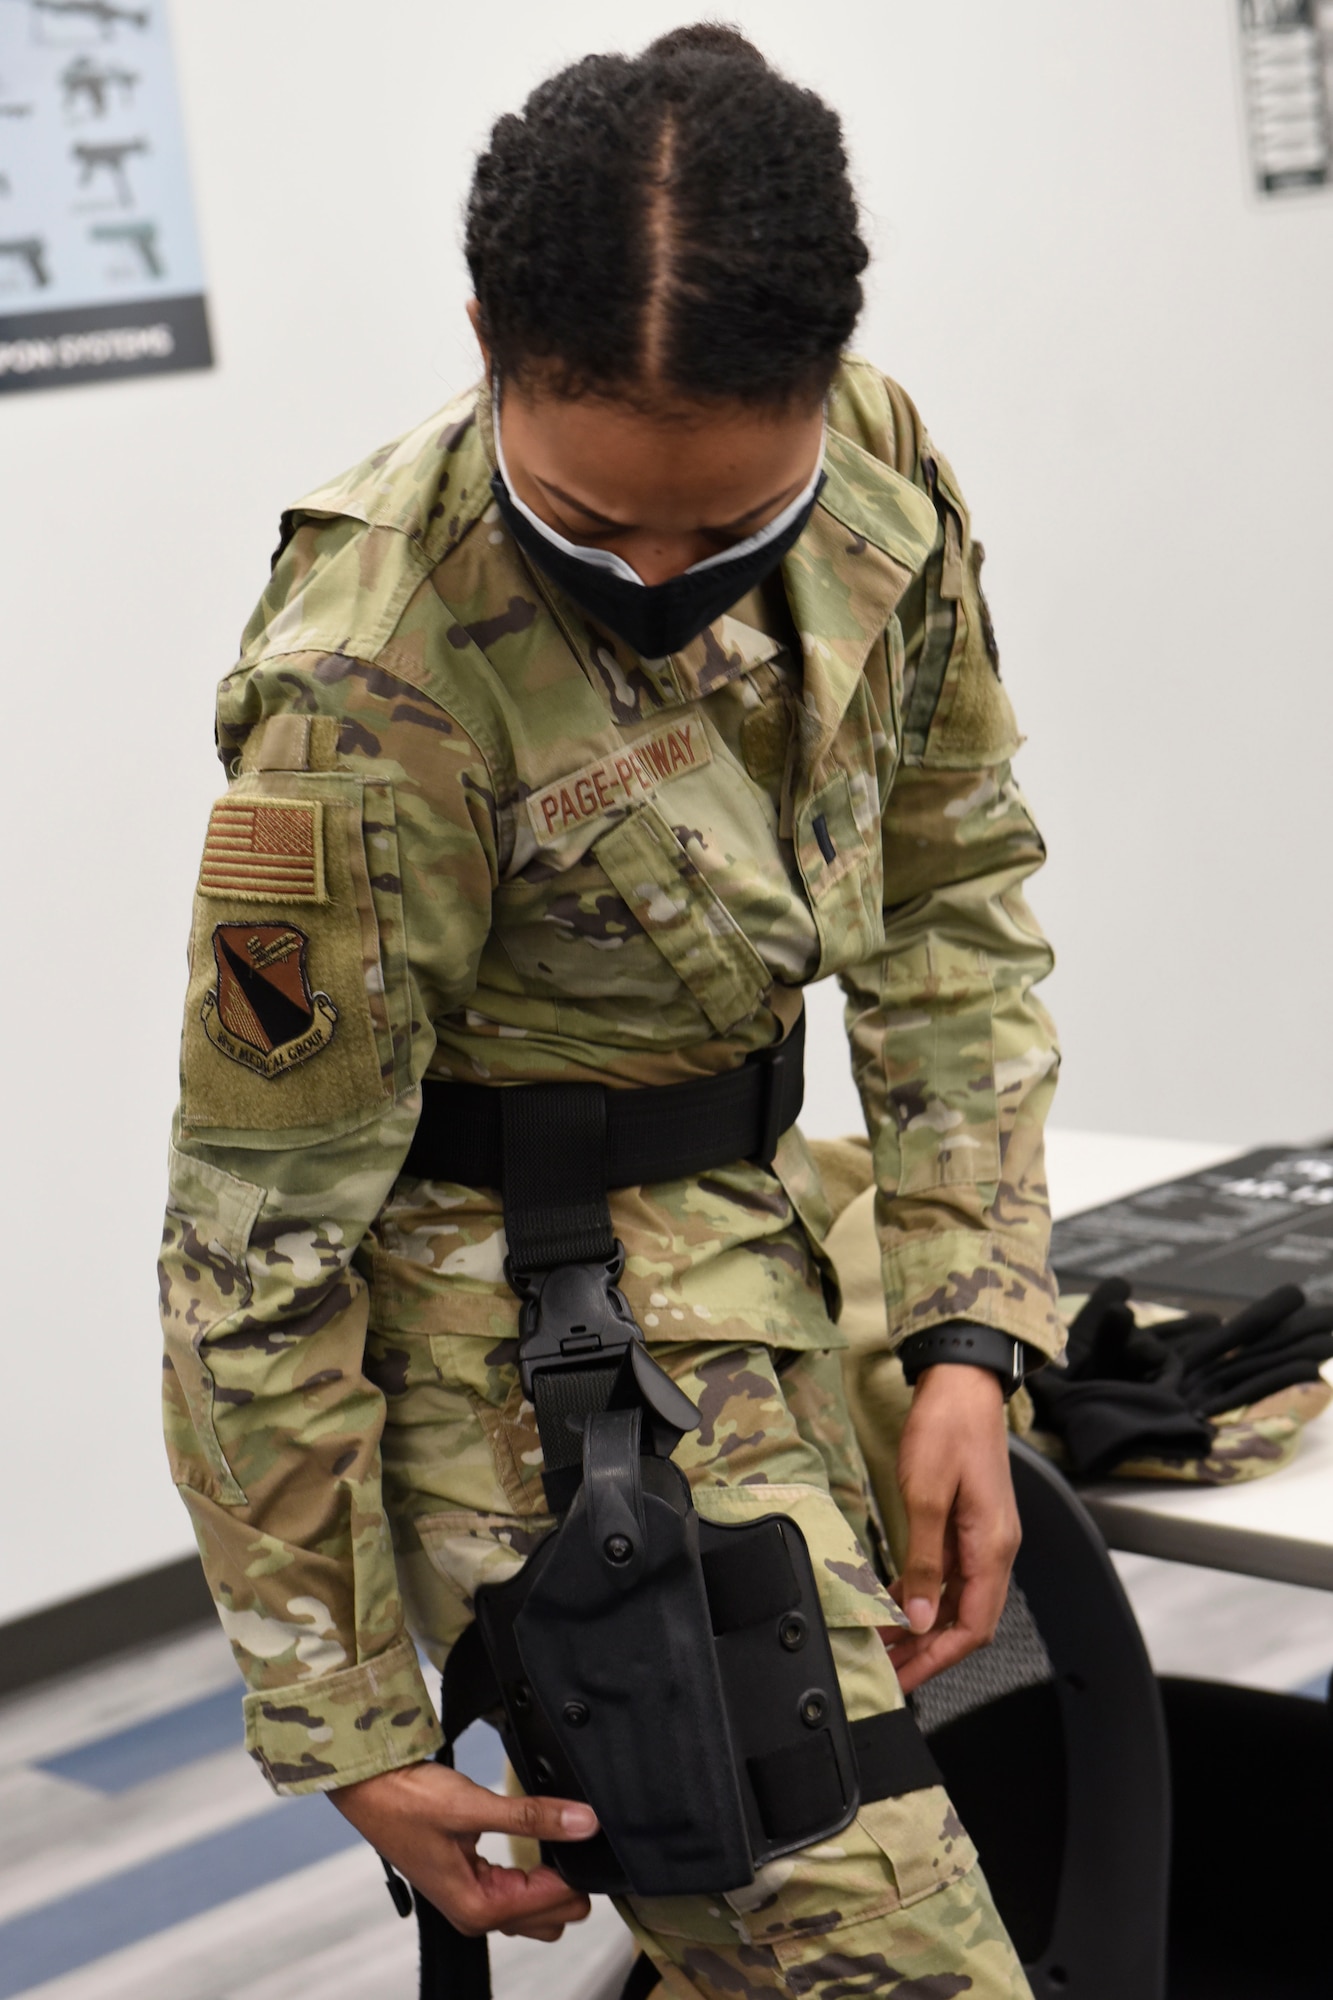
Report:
391,1018,944,1994
473,1338,863,1897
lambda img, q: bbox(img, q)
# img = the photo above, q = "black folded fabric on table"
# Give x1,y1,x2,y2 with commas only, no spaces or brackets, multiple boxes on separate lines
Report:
1028,1279,1333,1479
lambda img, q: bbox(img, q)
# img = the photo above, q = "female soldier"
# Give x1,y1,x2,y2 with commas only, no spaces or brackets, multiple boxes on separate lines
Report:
160,25,1060,1998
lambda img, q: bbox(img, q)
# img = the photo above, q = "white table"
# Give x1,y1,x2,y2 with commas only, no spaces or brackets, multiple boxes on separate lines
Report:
1046,1128,1333,1593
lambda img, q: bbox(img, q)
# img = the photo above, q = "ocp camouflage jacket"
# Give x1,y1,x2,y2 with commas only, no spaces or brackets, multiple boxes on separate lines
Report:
160,358,1061,1794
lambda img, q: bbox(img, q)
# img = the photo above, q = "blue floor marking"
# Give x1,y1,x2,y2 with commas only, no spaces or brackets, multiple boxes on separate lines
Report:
0,1798,364,1998
1292,1666,1331,1701
38,1687,240,1795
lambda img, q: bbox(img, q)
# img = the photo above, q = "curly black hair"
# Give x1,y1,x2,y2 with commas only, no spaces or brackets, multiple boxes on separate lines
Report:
465,25,867,408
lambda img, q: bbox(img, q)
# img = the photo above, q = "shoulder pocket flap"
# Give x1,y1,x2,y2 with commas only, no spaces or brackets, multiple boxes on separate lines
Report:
593,800,772,1035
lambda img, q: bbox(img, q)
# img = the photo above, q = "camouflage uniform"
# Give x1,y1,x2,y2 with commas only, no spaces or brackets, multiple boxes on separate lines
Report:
160,356,1060,1997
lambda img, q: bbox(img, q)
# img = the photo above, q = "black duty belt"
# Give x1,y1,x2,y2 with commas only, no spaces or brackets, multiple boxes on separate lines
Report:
404,1007,806,1214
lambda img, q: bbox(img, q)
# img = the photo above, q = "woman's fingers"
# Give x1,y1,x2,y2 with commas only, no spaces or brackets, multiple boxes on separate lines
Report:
450,1855,591,1937
329,1762,597,1939
880,1524,1013,1693
433,1771,598,1844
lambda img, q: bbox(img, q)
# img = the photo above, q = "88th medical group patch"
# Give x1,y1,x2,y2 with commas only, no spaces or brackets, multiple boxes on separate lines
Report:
201,925,338,1079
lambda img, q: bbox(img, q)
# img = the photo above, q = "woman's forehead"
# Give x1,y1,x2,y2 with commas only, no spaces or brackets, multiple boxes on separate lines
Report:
501,387,824,525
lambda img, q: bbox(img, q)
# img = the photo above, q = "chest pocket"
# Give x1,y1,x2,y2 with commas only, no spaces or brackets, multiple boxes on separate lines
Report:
594,799,773,1034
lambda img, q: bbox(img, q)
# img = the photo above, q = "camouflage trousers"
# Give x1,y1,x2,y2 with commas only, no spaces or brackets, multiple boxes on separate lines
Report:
377,1320,1032,2000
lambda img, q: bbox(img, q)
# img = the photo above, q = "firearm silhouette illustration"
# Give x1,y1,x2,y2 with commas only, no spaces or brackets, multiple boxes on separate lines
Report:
0,237,51,287
91,217,161,276
72,136,147,204
33,0,150,30
62,56,139,116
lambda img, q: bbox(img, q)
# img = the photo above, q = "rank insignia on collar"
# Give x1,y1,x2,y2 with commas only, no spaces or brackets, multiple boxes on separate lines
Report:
201,924,337,1079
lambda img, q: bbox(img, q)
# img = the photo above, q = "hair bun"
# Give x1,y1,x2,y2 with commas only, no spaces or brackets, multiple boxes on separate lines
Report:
646,23,769,68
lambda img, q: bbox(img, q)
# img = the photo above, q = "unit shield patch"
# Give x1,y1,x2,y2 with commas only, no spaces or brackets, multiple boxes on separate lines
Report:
201,924,337,1079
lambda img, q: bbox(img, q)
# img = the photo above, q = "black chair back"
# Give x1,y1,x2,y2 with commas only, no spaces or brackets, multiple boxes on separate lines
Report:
918,1438,1171,2000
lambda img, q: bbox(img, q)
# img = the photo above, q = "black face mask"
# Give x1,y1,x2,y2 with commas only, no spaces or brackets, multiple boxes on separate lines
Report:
489,468,826,661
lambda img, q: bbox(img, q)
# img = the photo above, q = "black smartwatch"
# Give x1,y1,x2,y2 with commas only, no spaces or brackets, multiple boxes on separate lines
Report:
898,1322,1028,1401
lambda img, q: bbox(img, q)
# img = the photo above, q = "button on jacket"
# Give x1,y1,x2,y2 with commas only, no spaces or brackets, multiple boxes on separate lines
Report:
160,356,1062,1795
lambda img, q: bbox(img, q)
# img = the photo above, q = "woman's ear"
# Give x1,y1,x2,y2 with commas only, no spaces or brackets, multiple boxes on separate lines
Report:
466,297,492,374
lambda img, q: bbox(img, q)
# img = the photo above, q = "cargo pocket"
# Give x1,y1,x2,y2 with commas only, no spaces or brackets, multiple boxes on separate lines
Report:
160,1142,263,1504
409,1508,557,1656
594,799,772,1033
414,1508,557,1605
857,1782,978,1908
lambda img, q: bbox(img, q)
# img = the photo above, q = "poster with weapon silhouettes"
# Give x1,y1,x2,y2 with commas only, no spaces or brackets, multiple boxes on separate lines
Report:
0,0,210,393
1236,1,1333,193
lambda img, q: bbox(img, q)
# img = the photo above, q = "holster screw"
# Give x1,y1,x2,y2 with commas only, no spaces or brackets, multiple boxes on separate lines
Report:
533,1755,556,1784
800,1689,828,1728
604,1534,634,1565
512,1682,531,1711
563,1700,591,1728
779,1614,807,1651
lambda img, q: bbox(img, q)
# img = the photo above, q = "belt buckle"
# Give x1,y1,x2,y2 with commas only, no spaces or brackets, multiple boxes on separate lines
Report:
508,1244,642,1403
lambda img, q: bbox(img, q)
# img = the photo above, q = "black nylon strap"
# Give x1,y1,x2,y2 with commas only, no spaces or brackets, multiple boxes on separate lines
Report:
533,1363,621,1472
849,1705,945,1800
417,1898,491,2000
620,1956,664,2000
749,1708,942,1845
500,1080,615,1274
404,1012,805,1193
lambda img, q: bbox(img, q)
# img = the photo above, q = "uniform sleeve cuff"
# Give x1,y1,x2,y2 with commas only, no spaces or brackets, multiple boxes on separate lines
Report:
243,1634,443,1795
883,1228,1065,1363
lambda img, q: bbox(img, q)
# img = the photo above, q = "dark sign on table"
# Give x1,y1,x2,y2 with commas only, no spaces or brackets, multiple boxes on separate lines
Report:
1051,1147,1333,1312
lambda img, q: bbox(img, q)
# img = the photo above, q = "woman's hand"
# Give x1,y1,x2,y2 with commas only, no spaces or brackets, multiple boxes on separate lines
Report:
877,1363,1020,1692
329,1762,599,1941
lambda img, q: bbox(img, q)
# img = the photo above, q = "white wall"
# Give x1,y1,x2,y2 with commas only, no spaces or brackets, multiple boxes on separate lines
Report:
3,0,1330,1622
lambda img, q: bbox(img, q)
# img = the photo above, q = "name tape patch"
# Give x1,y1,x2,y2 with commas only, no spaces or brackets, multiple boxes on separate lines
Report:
527,721,712,843
199,797,326,904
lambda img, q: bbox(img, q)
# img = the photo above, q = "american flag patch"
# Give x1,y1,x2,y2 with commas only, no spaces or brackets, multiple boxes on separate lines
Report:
198,797,326,904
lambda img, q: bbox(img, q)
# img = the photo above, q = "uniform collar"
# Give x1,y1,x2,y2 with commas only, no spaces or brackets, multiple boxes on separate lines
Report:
450,382,936,745
782,427,936,770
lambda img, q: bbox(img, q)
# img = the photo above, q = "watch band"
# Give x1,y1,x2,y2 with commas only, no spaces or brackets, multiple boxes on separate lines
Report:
898,1323,1027,1400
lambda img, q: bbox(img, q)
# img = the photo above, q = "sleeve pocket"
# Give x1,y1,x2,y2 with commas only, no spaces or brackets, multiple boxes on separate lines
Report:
160,1142,264,1504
